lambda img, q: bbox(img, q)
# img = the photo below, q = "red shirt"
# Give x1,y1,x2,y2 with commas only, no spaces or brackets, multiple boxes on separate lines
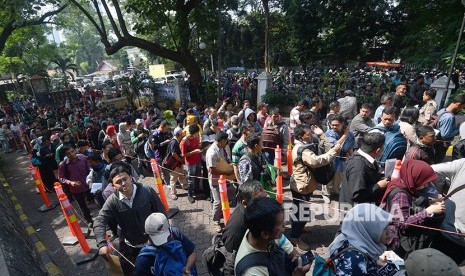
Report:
180,136,201,165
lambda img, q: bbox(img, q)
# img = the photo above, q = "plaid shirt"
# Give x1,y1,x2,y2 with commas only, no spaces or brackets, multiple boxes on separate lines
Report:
389,192,429,248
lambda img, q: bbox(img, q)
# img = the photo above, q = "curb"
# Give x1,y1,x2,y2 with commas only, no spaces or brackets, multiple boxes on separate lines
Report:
0,174,63,276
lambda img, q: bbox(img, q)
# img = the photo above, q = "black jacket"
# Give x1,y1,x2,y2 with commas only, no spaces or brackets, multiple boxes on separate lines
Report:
94,183,166,248
339,153,383,206
452,139,465,161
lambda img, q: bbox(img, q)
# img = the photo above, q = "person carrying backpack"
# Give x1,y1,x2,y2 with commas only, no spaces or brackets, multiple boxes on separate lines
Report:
289,124,340,251
135,213,197,276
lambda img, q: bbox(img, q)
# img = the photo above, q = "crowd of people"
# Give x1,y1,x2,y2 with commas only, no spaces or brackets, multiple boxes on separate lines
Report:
0,66,464,275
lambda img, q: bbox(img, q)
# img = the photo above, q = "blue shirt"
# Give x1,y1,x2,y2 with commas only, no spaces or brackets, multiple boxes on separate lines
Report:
326,129,356,172
373,105,385,125
437,109,459,141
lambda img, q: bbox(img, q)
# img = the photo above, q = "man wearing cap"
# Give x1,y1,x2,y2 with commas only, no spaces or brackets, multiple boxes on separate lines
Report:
404,248,461,275
94,165,166,275
135,213,197,275
131,118,150,176
206,131,234,233
166,127,186,200
338,90,358,120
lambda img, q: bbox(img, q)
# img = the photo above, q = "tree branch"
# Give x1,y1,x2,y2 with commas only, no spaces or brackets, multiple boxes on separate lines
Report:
110,0,130,36
92,0,107,38
19,3,69,28
69,0,105,39
99,0,122,39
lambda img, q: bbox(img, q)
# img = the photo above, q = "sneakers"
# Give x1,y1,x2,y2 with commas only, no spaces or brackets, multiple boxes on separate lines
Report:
213,223,222,233
289,237,311,251
322,195,331,204
187,195,195,204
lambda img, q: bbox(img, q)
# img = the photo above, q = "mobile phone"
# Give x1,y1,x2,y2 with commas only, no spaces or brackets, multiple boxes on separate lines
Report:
291,251,314,271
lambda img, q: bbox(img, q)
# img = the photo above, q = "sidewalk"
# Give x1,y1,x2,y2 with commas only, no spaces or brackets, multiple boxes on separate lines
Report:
3,151,348,275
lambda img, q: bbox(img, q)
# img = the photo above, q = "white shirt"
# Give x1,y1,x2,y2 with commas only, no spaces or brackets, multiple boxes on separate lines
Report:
118,184,137,208
357,148,375,165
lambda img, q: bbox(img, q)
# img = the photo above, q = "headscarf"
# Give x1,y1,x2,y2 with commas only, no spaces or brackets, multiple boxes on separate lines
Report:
329,203,392,260
381,159,437,204
106,125,116,137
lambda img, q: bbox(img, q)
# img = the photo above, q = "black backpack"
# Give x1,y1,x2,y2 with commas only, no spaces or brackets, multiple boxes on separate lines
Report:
294,139,335,185
235,242,291,276
202,234,227,276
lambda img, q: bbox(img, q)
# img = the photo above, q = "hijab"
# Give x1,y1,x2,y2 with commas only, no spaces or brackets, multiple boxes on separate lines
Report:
381,159,437,204
329,203,392,260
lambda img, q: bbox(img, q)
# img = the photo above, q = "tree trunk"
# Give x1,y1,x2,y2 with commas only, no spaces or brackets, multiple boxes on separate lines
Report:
263,0,270,73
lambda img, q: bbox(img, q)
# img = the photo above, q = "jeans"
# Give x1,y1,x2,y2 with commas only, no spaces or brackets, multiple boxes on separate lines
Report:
186,163,201,197
290,190,312,239
209,183,222,223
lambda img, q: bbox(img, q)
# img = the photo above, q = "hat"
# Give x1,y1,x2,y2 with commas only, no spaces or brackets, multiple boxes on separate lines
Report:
135,119,143,125
173,126,183,136
405,248,461,276
145,213,170,246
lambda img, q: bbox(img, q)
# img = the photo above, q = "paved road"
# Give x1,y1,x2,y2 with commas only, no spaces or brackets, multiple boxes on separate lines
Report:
4,151,344,275
8,151,464,275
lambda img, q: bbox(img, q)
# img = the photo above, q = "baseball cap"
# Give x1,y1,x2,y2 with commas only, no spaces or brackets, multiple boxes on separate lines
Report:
135,119,143,125
405,248,461,276
173,126,183,136
145,213,170,246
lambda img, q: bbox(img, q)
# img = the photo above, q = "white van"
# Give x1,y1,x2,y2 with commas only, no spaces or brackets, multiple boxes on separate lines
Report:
154,74,184,84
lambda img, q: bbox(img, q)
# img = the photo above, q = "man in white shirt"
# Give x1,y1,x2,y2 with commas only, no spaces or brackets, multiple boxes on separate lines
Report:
289,99,308,131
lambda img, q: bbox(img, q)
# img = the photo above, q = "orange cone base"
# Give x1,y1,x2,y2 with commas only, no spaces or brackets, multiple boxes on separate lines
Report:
62,236,79,246
37,201,59,212
167,206,179,219
73,246,98,265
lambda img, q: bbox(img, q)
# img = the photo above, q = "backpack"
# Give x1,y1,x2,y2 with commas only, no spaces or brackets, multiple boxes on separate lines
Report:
137,240,191,276
294,141,335,185
262,123,284,150
431,111,450,130
162,139,182,170
313,246,367,276
235,242,291,276
202,234,227,275
372,126,407,167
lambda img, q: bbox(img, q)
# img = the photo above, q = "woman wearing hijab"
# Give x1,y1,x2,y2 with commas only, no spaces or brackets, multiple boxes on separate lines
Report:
381,159,445,257
105,125,119,149
116,122,134,158
328,203,392,275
